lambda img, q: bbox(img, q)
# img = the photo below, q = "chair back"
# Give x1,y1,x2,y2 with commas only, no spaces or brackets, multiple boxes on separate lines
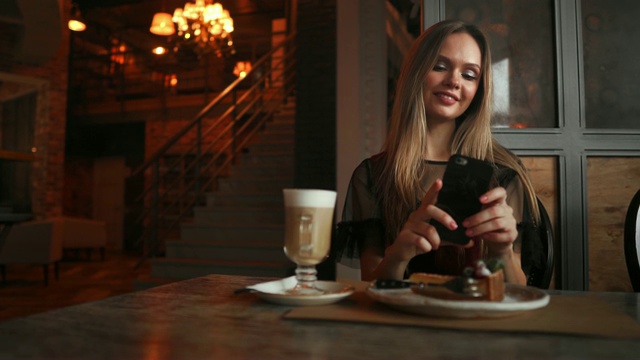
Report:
537,198,554,289
624,189,640,292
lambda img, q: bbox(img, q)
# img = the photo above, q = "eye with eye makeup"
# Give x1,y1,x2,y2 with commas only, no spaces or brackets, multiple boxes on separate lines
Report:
462,70,479,81
432,61,479,82
433,62,447,72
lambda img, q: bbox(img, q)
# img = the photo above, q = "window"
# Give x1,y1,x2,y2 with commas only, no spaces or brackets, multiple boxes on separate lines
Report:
582,0,640,129
445,0,558,129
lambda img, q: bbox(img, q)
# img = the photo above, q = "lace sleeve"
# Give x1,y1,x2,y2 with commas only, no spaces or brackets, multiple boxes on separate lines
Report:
334,219,385,262
333,159,386,267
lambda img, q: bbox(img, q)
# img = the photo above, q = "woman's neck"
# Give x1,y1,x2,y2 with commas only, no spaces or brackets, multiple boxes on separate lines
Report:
426,121,455,161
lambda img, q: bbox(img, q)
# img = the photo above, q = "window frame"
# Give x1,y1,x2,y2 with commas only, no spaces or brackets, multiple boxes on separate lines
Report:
425,0,640,290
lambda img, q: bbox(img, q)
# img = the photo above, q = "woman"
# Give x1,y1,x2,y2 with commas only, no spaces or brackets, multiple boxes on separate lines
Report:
335,20,546,285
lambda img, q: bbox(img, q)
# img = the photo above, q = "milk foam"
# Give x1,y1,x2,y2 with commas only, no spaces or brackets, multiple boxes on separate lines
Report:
283,189,337,208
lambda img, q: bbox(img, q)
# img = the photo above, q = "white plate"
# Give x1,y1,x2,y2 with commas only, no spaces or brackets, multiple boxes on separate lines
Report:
367,283,550,318
245,277,355,306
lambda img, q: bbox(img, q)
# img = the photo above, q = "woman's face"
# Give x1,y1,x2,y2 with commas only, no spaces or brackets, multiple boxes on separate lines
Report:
423,32,482,124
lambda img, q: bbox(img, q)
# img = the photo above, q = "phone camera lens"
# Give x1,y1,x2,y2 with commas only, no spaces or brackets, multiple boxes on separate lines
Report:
455,157,468,166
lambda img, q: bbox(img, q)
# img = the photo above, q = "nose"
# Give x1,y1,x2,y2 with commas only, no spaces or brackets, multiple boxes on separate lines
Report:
445,72,461,89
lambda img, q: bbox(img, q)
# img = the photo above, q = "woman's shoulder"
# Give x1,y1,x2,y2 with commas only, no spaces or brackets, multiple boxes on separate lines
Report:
352,152,385,168
351,152,387,176
347,152,385,189
368,152,387,165
369,151,388,175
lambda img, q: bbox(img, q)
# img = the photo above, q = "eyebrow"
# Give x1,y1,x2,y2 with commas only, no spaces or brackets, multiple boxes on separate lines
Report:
437,55,481,71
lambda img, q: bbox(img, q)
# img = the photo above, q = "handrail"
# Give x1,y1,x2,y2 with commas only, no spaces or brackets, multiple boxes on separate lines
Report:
131,31,297,179
0,150,37,162
126,31,297,266
130,43,295,215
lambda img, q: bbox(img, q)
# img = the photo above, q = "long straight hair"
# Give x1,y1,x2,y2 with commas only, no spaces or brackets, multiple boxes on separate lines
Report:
378,20,540,244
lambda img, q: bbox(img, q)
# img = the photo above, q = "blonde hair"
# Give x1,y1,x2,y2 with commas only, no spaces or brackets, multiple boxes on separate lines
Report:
379,20,540,244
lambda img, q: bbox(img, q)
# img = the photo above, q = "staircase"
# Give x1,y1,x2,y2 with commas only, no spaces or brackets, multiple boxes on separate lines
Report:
135,100,296,289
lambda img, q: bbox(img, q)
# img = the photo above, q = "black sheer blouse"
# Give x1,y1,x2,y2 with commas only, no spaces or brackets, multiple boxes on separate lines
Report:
334,153,545,282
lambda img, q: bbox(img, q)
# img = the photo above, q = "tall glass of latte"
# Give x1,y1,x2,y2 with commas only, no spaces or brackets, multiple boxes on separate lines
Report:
283,188,337,295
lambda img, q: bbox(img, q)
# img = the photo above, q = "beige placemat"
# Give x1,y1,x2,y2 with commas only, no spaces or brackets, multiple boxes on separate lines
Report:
284,283,640,340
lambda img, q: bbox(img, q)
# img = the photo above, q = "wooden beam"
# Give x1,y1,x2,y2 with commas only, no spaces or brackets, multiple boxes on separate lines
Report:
0,150,36,162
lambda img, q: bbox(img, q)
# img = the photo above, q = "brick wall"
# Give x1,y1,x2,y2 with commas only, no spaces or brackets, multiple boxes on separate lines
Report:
294,0,337,191
3,0,70,219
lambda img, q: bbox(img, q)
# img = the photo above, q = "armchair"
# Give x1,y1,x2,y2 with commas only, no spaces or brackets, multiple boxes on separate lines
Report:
0,220,63,286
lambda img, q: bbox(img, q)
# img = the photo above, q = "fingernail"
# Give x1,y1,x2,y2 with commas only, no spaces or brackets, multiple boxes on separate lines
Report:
466,229,473,236
450,222,458,230
480,195,488,202
462,220,469,227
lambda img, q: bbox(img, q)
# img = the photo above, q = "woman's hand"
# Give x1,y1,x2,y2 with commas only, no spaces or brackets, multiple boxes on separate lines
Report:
361,179,459,281
462,186,526,285
462,186,518,256
386,180,459,260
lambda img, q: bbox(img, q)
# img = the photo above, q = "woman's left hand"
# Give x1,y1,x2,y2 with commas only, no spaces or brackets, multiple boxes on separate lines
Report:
462,186,518,256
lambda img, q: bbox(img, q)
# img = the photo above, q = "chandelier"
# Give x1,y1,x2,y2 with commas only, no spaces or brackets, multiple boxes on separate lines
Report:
170,0,235,56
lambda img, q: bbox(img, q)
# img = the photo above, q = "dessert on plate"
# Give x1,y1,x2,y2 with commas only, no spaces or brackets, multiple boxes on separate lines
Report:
408,259,505,301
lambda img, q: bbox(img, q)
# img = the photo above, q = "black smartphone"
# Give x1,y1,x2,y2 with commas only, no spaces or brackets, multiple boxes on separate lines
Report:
429,154,494,245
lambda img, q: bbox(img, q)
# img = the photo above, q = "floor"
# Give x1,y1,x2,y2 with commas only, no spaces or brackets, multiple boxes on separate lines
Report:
0,250,152,322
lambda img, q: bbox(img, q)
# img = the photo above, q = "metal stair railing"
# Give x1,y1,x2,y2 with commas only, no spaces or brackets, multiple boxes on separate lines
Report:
127,32,297,267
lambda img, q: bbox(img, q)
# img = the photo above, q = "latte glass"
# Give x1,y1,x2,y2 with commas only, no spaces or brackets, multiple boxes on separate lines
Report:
283,189,337,295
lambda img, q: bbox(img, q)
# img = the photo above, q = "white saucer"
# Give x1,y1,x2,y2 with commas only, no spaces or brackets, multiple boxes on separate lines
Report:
245,277,355,306
367,283,549,318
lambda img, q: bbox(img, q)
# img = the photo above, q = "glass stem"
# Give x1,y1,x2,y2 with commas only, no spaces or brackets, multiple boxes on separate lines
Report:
295,265,318,290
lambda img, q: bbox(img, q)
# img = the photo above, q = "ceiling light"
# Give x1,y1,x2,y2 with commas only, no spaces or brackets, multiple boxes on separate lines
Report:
150,12,175,36
68,4,86,32
171,0,234,56
152,46,167,55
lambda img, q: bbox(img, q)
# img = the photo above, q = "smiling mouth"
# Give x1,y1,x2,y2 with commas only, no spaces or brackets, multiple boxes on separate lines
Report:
436,92,459,103
436,92,459,101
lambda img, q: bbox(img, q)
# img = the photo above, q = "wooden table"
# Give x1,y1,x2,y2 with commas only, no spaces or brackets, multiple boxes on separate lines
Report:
0,274,638,359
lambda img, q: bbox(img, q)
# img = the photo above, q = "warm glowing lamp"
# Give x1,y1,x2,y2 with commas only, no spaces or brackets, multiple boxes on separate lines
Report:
68,19,86,32
68,5,86,32
152,46,167,55
170,1,235,55
150,12,175,35
233,61,252,78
